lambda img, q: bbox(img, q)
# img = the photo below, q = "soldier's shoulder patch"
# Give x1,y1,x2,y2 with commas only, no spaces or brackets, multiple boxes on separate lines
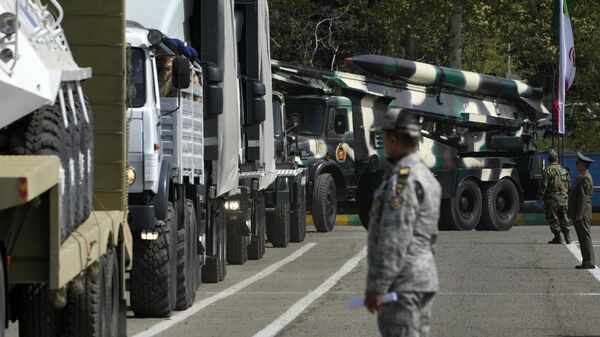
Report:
398,167,410,177
390,196,403,210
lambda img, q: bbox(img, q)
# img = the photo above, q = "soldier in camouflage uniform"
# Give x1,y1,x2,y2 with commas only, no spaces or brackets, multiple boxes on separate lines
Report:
569,152,596,269
365,109,441,337
538,149,571,244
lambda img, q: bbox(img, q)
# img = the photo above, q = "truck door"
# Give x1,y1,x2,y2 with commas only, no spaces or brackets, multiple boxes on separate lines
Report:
326,105,355,187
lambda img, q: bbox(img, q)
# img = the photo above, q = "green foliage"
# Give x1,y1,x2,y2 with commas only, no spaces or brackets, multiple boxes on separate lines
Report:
269,0,600,151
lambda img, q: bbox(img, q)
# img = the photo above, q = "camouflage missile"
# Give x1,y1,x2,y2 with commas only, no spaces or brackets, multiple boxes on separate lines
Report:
345,54,543,101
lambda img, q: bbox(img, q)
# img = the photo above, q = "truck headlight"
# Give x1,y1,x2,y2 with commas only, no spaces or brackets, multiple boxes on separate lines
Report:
0,13,16,36
224,200,240,211
126,166,136,185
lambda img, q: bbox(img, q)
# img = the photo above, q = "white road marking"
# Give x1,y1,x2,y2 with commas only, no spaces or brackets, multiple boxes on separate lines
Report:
565,243,600,280
132,242,317,337
439,292,600,296
253,247,367,337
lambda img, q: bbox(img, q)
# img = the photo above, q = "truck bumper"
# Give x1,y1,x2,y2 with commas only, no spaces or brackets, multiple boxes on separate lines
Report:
129,205,156,232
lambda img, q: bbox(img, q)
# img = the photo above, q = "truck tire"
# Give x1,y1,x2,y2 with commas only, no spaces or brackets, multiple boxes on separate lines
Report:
101,248,122,337
441,179,482,231
0,255,4,337
130,203,178,317
9,103,76,241
312,173,337,232
356,171,384,230
248,192,266,259
75,96,93,225
290,183,306,243
18,284,58,337
64,261,101,337
176,199,198,310
227,220,250,265
480,179,519,231
269,192,291,247
203,211,227,283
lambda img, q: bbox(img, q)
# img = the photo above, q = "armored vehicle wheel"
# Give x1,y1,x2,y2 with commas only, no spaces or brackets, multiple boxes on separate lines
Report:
130,203,178,317
312,173,337,232
356,171,385,230
441,179,482,231
176,199,199,310
480,179,519,231
249,192,266,259
9,103,77,241
203,211,227,283
290,183,306,242
226,219,250,265
269,191,291,247
18,284,58,337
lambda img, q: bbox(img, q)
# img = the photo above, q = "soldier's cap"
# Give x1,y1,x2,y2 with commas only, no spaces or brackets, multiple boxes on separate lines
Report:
377,108,421,138
577,152,594,164
547,149,558,162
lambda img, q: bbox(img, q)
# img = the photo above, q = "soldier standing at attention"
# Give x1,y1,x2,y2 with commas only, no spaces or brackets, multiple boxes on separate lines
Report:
539,149,571,244
365,109,441,337
569,152,596,269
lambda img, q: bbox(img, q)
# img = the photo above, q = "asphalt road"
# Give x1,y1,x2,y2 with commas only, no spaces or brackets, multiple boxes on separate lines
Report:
7,225,600,336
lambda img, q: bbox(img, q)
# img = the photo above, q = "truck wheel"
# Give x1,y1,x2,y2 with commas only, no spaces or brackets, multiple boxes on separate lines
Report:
356,171,384,230
130,203,178,317
480,179,519,231
290,183,306,242
0,256,4,337
312,173,337,232
269,191,291,247
227,220,250,265
18,284,58,337
64,259,102,337
9,103,76,241
75,96,93,225
101,248,121,336
203,211,227,283
441,179,482,231
176,199,198,310
248,192,266,259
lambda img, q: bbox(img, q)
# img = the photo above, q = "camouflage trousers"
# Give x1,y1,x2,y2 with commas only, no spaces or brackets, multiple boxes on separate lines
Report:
544,201,570,233
377,292,435,337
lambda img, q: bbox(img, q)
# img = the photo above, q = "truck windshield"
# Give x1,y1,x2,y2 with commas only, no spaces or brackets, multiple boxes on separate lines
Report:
128,48,146,108
286,102,325,136
273,100,283,137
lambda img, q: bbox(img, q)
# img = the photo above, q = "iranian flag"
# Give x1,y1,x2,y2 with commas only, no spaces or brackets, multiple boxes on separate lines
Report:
552,0,576,135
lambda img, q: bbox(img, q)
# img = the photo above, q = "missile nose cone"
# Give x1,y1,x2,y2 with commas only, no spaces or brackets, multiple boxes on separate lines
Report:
344,57,354,64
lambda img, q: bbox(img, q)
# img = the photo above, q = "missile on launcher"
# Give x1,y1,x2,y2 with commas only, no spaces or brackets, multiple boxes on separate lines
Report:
344,54,544,102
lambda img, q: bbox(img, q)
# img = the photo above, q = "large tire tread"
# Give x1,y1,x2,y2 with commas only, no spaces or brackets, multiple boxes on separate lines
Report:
312,174,337,232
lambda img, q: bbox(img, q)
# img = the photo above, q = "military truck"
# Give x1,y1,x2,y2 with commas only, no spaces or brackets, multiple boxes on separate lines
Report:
273,56,548,231
268,92,308,244
0,0,131,335
272,62,391,232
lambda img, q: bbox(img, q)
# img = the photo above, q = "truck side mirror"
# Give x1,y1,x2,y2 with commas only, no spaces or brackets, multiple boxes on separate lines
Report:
334,114,346,134
246,80,266,124
204,64,223,117
172,56,191,89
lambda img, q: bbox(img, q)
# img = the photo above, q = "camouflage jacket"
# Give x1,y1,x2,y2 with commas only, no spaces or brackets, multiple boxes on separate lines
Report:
568,170,593,220
366,153,441,294
539,163,570,206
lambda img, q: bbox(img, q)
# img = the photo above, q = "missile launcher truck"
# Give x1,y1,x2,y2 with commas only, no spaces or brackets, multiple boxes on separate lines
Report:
272,56,548,231
0,0,131,335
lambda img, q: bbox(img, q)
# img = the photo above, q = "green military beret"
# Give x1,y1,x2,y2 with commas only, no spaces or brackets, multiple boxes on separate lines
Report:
577,152,594,164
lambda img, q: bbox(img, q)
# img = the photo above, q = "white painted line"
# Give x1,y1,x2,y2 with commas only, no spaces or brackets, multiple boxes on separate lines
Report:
132,242,317,337
439,292,600,296
253,247,367,337
565,243,600,280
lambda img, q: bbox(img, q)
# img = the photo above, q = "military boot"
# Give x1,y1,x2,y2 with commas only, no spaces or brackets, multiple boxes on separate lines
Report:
548,231,562,244
562,230,571,244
